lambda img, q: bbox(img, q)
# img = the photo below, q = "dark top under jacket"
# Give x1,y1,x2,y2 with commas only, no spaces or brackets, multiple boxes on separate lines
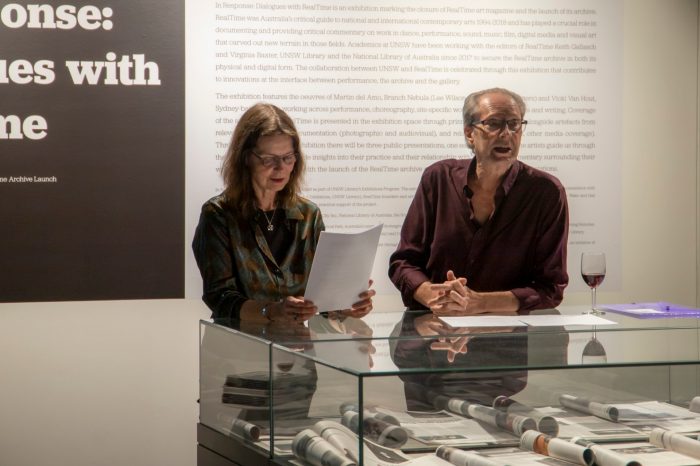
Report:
389,158,569,311
192,194,324,318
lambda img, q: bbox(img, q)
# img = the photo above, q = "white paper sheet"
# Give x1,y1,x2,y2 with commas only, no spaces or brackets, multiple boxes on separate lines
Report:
518,314,617,327
465,446,579,466
615,401,700,422
304,224,382,312
404,456,452,466
438,316,527,328
625,308,665,315
538,406,645,441
439,314,616,328
375,407,519,447
602,441,700,466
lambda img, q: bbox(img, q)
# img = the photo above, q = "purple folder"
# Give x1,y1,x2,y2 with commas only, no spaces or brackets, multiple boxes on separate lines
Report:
603,302,700,319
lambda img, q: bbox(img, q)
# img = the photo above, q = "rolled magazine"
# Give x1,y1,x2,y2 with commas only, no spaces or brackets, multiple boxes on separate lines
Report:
339,402,401,426
295,419,414,465
230,418,261,441
571,437,641,466
492,395,559,437
341,409,409,448
313,421,360,462
215,412,261,441
520,430,593,466
435,446,501,466
649,427,700,460
292,428,357,466
559,394,619,422
436,395,535,436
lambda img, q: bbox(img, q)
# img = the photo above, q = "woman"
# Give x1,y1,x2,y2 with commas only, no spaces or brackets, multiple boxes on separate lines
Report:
193,103,374,322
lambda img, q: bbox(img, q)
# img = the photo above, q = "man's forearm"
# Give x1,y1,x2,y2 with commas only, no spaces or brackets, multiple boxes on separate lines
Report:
471,291,520,314
413,281,435,308
416,273,520,315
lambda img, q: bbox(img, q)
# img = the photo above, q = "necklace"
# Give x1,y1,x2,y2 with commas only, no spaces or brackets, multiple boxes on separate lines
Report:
262,208,275,231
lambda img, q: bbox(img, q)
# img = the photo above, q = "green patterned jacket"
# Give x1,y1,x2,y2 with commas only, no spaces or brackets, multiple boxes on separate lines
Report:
192,194,324,318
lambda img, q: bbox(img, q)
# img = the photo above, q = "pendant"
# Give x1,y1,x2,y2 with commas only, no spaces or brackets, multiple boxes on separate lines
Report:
267,224,274,232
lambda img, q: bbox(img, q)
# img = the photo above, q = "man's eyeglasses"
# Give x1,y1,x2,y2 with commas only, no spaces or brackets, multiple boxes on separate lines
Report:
472,118,527,133
251,151,297,168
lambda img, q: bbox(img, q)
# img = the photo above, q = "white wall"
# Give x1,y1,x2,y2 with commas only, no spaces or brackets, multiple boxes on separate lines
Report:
0,299,211,466
565,0,699,307
362,0,700,308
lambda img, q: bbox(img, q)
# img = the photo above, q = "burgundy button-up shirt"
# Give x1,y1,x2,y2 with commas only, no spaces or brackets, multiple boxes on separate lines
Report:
389,158,569,311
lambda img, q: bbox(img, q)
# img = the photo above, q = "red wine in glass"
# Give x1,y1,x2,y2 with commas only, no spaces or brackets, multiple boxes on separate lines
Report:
582,273,605,289
581,253,606,314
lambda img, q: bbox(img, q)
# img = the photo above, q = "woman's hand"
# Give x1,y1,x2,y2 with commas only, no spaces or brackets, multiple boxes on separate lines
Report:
340,279,376,318
270,296,317,322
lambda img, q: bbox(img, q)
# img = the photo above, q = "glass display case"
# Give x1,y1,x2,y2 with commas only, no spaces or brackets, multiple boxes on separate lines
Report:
198,307,700,466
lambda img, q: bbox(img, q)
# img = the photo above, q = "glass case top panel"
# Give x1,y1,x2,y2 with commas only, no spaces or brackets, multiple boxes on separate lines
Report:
210,306,700,341
207,306,700,376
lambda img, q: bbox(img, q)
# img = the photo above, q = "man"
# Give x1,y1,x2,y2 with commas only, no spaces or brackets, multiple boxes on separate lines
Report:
389,88,568,315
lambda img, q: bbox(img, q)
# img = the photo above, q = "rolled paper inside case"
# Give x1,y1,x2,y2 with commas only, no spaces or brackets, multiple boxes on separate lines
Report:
230,418,261,441
585,444,641,466
338,402,400,426
292,429,357,466
521,430,593,466
435,446,502,466
547,437,594,466
468,404,536,436
650,427,700,461
341,410,408,448
559,394,619,422
689,396,700,413
492,396,559,436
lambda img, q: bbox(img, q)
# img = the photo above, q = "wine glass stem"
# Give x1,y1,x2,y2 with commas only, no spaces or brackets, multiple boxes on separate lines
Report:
591,287,597,312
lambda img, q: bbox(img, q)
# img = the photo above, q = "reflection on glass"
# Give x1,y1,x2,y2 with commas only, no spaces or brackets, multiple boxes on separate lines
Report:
390,312,530,411
581,329,608,364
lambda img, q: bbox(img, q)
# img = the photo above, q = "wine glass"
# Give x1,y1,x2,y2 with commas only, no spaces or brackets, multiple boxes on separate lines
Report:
581,252,606,314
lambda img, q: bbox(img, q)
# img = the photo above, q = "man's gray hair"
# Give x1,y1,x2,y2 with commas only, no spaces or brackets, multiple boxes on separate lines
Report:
461,88,527,150
462,87,527,126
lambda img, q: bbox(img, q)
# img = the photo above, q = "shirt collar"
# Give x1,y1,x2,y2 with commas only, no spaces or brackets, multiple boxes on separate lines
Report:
500,160,521,195
462,158,521,198
285,203,304,221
